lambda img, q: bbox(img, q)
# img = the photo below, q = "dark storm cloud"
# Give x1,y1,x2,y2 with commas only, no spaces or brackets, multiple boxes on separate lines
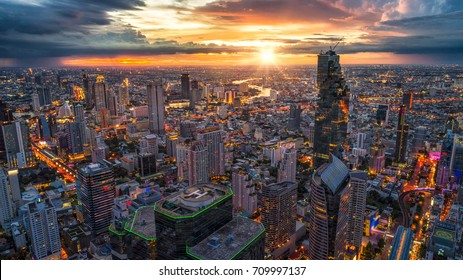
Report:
0,1,145,35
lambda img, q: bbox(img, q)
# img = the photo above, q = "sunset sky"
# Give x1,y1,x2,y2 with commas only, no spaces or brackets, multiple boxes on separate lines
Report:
1,0,462,66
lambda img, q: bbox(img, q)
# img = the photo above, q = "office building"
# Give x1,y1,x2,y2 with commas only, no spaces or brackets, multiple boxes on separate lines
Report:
188,141,209,186
166,134,178,159
197,127,225,177
138,153,157,178
31,93,40,111
155,183,233,259
139,134,158,157
2,121,34,169
38,115,51,141
376,104,389,126
8,169,21,208
25,197,61,260
260,181,297,252
388,226,414,260
73,102,85,123
65,121,84,154
0,168,15,227
232,171,258,214
37,87,51,107
94,75,108,110
402,91,413,109
181,73,190,99
82,71,91,107
334,171,367,260
288,104,302,131
450,134,463,183
309,155,343,259
147,83,165,134
313,49,350,167
188,217,265,260
395,105,409,163
76,161,115,236
277,148,297,183
369,144,386,174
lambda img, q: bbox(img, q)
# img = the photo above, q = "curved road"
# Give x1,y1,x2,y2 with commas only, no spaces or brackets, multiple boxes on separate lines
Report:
399,189,434,227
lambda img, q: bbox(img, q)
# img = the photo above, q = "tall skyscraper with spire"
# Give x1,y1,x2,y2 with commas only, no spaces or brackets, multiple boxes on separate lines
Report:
313,48,350,167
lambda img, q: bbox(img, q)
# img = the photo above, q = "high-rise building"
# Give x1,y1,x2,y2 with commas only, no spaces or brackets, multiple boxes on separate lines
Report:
288,104,302,131
82,71,91,107
37,87,51,107
38,115,51,141
73,102,85,123
2,121,34,169
166,134,178,159
395,105,409,163
334,170,367,259
450,134,463,183
388,226,414,260
31,93,40,111
402,91,413,109
277,148,297,183
76,161,115,236
260,181,297,252
94,75,108,110
232,171,258,214
413,126,427,153
155,183,233,259
376,104,389,126
176,141,189,182
7,169,21,209
313,49,350,167
0,168,15,227
108,93,118,116
119,78,130,106
197,127,225,177
181,73,190,99
0,99,14,161
138,153,157,178
308,155,366,260
369,144,386,174
188,141,209,186
147,83,165,135
25,197,61,260
65,121,84,154
139,134,158,157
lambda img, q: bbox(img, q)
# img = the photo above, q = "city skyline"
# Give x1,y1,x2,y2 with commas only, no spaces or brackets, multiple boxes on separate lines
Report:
1,0,463,67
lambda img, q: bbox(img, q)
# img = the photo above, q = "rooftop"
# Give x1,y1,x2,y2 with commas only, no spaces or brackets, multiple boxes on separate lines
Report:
188,217,264,260
124,206,156,241
155,183,232,218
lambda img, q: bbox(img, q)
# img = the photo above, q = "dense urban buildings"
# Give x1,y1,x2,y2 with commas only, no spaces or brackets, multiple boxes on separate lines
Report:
1,48,463,262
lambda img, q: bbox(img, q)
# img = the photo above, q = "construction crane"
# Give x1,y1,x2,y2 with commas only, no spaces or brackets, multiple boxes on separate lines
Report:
330,37,344,52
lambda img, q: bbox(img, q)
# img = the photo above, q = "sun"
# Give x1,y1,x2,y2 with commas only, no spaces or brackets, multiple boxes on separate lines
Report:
260,49,275,64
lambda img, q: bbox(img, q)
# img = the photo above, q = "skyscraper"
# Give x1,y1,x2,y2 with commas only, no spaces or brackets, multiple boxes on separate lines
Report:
76,161,115,236
65,121,84,154
277,148,297,183
232,170,258,214
31,93,40,111
82,71,91,107
94,75,108,110
395,105,409,163
288,104,302,131
334,170,367,260
2,121,34,169
376,104,389,126
188,141,209,186
38,115,51,141
197,127,225,177
0,168,15,227
147,83,165,135
402,91,413,109
0,99,14,161
308,155,366,260
25,197,61,260
181,73,190,99
73,102,85,123
450,134,463,183
139,134,158,157
313,49,350,167
260,181,297,252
